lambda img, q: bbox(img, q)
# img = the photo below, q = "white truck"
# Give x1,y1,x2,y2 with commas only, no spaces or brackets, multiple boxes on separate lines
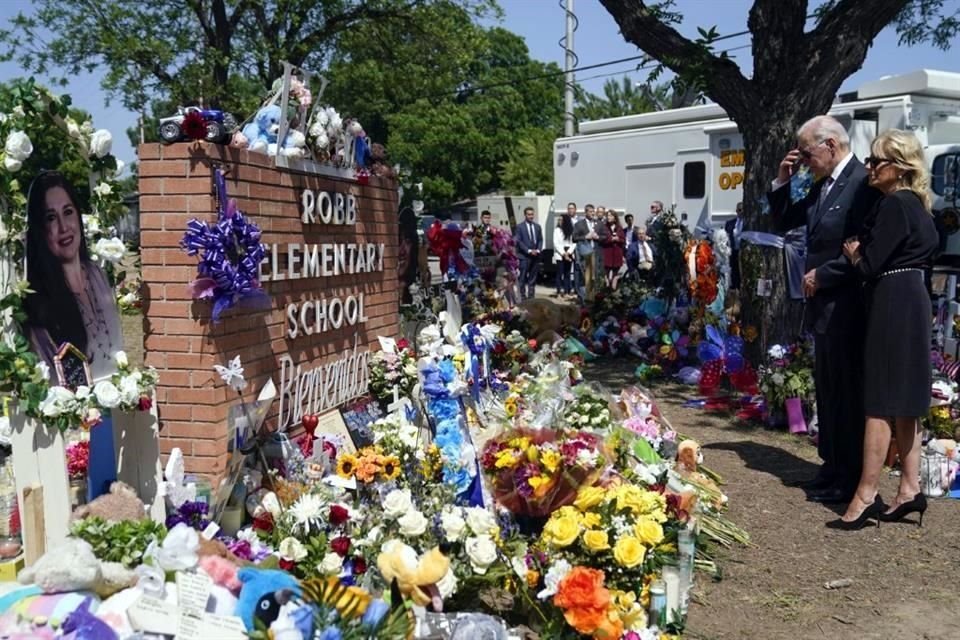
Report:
553,69,960,257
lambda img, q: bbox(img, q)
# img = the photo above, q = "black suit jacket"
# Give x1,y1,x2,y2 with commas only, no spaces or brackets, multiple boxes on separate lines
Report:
768,157,881,334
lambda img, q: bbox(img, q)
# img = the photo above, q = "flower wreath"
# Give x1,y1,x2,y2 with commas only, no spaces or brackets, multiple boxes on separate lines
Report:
180,168,268,321
684,239,719,306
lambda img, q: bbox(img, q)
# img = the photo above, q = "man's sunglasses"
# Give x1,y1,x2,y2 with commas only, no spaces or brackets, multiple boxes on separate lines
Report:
864,156,893,168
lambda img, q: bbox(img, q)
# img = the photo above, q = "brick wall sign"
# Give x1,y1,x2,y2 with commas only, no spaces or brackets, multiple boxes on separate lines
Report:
138,142,399,479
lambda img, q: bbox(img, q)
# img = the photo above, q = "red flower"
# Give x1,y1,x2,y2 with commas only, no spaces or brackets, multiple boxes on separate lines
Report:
352,556,367,575
527,339,537,349
138,396,153,411
252,514,274,532
397,338,410,351
278,557,296,571
182,110,207,140
329,505,350,526
330,536,351,557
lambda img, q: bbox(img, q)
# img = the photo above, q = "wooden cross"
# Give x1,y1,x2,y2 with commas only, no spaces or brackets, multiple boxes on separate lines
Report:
387,386,413,422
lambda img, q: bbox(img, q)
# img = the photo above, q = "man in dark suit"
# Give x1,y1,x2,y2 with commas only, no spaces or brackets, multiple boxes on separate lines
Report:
724,202,743,290
514,206,543,300
768,115,881,504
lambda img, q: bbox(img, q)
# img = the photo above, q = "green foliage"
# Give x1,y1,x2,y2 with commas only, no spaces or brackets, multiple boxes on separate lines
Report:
0,332,48,418
499,128,555,195
70,517,167,568
575,76,665,122
894,0,960,49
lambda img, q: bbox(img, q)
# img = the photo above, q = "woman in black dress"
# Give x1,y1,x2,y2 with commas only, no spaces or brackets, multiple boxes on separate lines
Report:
834,129,938,529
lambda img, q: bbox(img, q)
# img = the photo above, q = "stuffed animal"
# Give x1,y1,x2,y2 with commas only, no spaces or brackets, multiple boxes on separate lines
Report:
673,439,725,508
18,538,136,598
61,597,118,640
376,540,451,612
200,555,242,594
72,481,146,524
369,143,395,178
520,299,580,345
238,105,307,157
236,567,301,631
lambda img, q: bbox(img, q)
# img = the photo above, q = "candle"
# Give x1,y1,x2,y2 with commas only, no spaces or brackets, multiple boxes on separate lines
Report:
649,579,666,625
663,566,681,624
0,537,21,558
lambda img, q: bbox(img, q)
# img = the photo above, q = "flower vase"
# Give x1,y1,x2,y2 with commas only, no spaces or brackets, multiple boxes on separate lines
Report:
69,478,88,509
785,397,807,434
513,514,549,537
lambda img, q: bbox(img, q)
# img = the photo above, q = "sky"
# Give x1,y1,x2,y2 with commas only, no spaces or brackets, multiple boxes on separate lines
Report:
1,0,959,170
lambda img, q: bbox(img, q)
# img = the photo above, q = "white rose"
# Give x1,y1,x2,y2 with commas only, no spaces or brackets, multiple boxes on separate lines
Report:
317,552,343,575
39,386,75,417
3,157,22,173
89,129,112,158
772,373,785,386
120,292,137,306
5,130,32,162
537,559,572,600
436,567,458,598
92,237,126,263
113,159,125,177
119,375,140,405
82,214,101,235
115,351,129,368
464,507,498,536
397,509,428,537
440,508,467,542
12,106,25,118
35,362,50,382
464,535,498,575
93,182,112,197
382,489,413,519
278,537,308,562
75,385,91,400
93,380,122,408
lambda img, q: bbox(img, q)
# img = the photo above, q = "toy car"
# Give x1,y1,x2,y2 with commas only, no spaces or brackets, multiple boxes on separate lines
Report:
158,106,237,144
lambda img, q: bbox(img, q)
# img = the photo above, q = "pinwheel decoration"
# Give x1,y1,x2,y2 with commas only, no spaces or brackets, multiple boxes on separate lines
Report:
697,325,745,392
658,329,691,362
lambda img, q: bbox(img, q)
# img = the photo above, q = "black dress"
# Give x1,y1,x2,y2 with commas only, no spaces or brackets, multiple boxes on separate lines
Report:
854,190,938,418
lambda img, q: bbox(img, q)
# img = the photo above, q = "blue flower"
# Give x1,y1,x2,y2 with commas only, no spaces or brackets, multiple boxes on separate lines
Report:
443,465,473,494
430,398,460,422
361,600,390,629
421,365,448,398
318,627,343,640
438,359,456,383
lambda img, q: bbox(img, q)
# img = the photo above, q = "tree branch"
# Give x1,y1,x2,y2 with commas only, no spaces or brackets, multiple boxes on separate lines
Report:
597,0,753,116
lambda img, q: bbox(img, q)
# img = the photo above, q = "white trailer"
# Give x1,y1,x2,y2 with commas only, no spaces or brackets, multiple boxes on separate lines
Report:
554,69,960,251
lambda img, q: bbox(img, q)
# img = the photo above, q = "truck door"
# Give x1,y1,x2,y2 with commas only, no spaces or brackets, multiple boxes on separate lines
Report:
625,162,674,226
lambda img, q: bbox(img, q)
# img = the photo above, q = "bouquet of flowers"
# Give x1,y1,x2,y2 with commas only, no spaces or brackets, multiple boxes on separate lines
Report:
65,440,90,480
115,277,143,315
491,330,536,377
758,340,815,417
480,429,609,518
368,340,418,403
563,386,613,433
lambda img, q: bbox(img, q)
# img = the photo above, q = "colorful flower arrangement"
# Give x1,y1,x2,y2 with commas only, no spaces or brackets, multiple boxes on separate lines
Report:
367,339,418,403
65,439,90,480
684,240,719,307
563,386,614,433
115,276,143,315
757,340,815,419
180,168,268,321
480,429,609,518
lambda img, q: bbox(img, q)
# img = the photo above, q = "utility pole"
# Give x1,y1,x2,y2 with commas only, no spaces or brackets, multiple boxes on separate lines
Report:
562,0,577,137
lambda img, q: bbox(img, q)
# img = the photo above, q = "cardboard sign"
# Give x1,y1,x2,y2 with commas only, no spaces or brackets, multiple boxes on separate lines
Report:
315,409,356,454
129,594,179,636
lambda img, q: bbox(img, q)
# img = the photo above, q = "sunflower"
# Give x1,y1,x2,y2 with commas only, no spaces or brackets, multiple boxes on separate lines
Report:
336,453,359,479
379,455,402,481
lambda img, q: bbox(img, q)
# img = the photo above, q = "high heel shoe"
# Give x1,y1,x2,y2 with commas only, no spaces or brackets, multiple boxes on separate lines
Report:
878,493,927,527
825,495,885,530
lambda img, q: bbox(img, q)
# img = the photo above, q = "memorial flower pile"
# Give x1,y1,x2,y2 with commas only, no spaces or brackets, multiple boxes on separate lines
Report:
367,339,418,403
757,339,815,418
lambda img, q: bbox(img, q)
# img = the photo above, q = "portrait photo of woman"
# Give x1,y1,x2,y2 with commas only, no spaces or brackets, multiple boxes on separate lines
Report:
24,171,123,385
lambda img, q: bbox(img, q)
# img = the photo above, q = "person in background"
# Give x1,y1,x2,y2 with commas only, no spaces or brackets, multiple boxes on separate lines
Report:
600,209,625,290
593,205,609,287
572,203,598,303
478,209,492,232
514,206,543,301
833,129,939,529
768,114,881,505
724,202,744,290
553,213,575,297
623,213,634,249
24,171,123,384
646,200,665,234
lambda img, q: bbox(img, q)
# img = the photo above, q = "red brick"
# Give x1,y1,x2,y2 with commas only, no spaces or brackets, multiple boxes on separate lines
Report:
138,160,187,178
164,177,214,195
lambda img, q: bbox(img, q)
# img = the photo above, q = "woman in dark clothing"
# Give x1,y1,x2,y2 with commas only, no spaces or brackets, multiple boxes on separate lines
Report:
833,129,939,529
600,210,625,290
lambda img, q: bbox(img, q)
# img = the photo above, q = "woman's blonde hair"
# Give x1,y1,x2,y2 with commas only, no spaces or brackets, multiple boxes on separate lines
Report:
871,129,932,211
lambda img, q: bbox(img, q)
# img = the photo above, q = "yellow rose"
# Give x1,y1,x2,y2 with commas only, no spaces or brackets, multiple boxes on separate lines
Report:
633,518,664,547
574,486,606,511
543,514,580,548
580,512,602,528
582,529,610,552
613,535,646,568
541,449,562,473
614,485,646,513
638,490,667,515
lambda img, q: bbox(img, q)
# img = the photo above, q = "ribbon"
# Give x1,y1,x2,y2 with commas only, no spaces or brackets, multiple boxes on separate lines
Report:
738,231,785,249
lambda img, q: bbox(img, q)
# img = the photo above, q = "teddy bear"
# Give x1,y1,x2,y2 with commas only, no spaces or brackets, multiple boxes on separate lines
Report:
236,105,306,157
520,298,581,345
672,439,726,509
376,540,452,612
369,142,395,178
18,538,137,598
71,481,147,524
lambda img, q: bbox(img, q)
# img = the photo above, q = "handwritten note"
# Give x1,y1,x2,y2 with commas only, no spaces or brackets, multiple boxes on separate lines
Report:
198,613,247,639
175,610,205,640
128,595,179,636
176,571,213,616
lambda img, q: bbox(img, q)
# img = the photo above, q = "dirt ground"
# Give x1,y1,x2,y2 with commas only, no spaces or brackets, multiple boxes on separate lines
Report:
585,359,960,640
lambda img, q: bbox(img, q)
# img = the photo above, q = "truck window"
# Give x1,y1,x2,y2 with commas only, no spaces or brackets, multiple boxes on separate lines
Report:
932,154,959,197
683,161,706,199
